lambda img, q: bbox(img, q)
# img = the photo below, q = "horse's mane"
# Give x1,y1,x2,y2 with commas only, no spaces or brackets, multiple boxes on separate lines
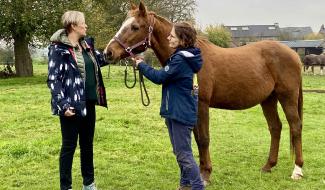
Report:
150,13,172,27
149,12,213,49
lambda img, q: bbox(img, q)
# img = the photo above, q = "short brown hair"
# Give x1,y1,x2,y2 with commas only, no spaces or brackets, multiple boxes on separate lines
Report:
174,22,197,48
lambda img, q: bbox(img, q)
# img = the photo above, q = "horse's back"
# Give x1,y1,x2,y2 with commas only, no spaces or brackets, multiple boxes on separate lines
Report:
318,54,325,65
196,40,302,109
303,54,319,65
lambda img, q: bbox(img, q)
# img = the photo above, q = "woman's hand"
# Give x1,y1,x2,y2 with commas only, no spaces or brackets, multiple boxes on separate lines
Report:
131,55,144,68
64,107,76,117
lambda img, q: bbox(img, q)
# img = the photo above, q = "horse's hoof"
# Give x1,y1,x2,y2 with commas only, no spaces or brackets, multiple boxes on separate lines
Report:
291,164,303,180
203,180,210,187
200,173,211,187
261,165,272,173
261,168,271,173
291,173,303,180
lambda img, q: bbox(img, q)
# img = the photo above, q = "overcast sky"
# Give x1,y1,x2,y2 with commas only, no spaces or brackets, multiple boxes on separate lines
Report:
195,0,325,33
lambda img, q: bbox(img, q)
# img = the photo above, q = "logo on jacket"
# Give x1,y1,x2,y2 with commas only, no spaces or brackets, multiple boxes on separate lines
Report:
164,66,169,72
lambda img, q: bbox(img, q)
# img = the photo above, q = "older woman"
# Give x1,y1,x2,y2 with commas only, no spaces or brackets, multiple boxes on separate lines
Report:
47,11,107,190
133,22,204,190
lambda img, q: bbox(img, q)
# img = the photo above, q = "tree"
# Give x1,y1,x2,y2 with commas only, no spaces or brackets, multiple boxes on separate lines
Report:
0,47,14,64
304,33,325,40
279,31,294,41
144,0,196,23
0,0,81,77
83,0,130,49
204,24,232,48
0,0,198,76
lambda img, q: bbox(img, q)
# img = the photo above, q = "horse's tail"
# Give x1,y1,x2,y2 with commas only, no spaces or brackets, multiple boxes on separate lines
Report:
290,78,303,159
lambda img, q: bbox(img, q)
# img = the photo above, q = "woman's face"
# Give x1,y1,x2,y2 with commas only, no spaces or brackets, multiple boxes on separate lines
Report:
167,27,180,49
72,19,87,38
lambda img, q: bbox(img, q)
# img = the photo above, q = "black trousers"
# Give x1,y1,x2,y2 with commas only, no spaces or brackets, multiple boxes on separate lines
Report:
59,102,96,190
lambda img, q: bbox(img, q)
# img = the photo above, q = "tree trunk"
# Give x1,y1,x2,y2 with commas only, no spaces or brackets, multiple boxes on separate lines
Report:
13,34,33,77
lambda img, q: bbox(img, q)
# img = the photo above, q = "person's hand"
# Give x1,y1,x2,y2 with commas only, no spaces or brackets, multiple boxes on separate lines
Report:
131,55,144,68
64,107,76,117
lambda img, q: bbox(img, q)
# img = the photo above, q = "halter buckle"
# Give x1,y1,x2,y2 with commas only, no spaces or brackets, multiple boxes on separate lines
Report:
125,47,132,53
148,26,153,33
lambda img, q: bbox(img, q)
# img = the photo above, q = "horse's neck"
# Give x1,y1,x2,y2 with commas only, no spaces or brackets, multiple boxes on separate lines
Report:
150,15,174,65
149,16,215,65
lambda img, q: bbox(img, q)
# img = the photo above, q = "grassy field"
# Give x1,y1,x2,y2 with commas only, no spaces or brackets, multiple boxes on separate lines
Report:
0,64,324,190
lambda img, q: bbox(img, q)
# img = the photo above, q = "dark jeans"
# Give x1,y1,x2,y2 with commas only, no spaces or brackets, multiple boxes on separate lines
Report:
59,102,96,190
165,118,204,190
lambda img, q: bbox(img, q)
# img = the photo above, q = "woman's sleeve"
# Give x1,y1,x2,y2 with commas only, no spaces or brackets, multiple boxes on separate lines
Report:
94,49,109,67
137,55,183,84
85,37,109,67
47,46,70,113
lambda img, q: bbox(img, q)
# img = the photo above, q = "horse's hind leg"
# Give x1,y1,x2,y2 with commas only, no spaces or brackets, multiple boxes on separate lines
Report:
278,91,303,180
321,66,324,75
193,101,211,186
261,93,283,172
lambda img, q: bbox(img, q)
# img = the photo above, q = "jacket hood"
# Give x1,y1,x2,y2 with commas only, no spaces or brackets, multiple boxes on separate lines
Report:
176,47,202,73
50,29,73,47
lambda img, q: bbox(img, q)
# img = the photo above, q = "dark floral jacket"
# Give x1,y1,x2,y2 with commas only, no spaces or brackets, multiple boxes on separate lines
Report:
47,29,108,117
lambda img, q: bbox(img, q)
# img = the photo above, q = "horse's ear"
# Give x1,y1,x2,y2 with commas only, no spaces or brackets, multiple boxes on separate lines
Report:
138,1,147,17
130,1,137,10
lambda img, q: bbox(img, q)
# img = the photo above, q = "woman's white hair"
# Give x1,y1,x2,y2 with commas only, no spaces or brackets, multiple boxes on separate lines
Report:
61,11,85,32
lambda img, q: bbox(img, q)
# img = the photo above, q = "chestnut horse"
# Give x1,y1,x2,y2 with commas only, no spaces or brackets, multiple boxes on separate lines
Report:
104,2,304,184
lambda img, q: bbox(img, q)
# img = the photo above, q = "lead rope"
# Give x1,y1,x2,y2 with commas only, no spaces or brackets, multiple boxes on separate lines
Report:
123,59,150,106
139,71,150,106
107,64,111,78
124,59,137,88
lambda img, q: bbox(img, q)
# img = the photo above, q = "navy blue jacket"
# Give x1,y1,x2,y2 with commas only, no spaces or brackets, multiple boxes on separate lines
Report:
138,47,202,125
47,30,107,117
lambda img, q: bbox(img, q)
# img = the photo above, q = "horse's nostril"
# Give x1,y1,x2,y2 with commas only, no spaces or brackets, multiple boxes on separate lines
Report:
103,50,113,62
106,50,113,58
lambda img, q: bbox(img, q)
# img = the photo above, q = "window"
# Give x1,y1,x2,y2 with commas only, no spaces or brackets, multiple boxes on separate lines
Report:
268,26,276,30
230,27,238,31
242,27,249,30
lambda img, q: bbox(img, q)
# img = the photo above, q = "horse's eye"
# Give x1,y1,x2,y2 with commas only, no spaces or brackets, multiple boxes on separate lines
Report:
131,24,139,31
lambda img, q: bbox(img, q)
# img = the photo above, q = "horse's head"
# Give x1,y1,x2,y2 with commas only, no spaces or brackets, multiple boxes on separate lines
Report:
104,2,154,62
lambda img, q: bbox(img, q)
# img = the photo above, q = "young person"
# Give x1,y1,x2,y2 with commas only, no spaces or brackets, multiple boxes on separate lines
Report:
133,22,204,190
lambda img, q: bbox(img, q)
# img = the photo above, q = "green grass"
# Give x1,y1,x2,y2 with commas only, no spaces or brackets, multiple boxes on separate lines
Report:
0,64,324,190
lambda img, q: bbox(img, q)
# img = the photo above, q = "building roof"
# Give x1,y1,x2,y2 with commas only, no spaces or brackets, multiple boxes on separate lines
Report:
225,24,280,38
280,27,313,38
319,24,325,35
279,40,325,48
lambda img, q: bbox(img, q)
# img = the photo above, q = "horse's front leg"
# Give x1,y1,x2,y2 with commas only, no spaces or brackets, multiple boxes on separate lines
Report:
193,101,211,186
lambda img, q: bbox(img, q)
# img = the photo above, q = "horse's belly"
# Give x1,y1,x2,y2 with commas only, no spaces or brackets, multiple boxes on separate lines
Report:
207,74,275,110
210,91,270,110
212,99,263,110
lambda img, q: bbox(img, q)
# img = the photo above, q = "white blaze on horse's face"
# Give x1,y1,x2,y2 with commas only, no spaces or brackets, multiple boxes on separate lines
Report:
108,17,136,46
